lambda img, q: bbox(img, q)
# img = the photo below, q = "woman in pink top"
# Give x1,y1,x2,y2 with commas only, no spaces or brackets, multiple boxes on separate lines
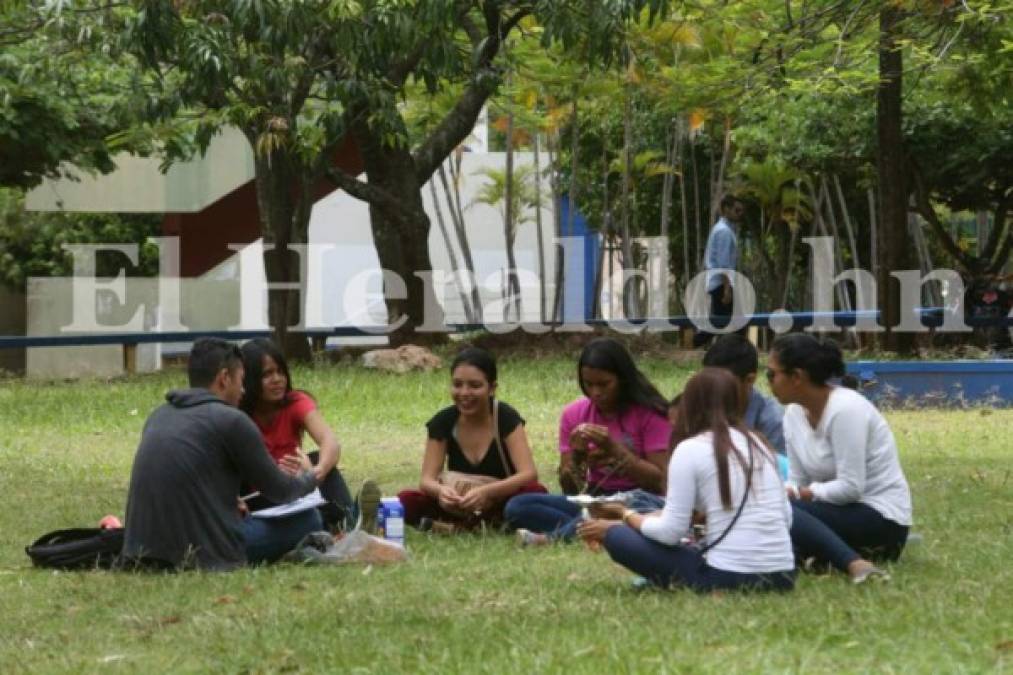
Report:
505,338,672,544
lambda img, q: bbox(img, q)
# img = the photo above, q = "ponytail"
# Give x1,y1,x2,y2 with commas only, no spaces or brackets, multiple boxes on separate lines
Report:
771,334,845,385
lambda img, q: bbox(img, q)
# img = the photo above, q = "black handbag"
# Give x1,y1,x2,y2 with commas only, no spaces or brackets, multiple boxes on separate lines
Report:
25,527,124,570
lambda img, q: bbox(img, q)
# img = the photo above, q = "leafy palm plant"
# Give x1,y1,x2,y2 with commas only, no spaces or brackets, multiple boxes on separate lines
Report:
469,164,545,320
737,159,813,309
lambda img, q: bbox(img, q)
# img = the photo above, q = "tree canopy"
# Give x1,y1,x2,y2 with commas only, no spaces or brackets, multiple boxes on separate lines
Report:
0,1,142,189
5,0,1009,352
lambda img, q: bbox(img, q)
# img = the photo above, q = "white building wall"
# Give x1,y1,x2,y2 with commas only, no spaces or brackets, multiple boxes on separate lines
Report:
211,151,556,331
26,277,241,379
25,151,559,376
25,127,255,214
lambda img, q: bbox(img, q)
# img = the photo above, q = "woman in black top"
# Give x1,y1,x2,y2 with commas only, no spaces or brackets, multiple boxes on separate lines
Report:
398,348,546,531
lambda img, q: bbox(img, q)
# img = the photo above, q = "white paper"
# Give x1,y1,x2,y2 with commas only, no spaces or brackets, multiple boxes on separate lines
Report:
565,494,628,505
250,489,327,519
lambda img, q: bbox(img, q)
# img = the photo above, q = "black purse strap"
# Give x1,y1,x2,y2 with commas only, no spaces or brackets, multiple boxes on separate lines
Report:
698,442,755,555
492,399,513,477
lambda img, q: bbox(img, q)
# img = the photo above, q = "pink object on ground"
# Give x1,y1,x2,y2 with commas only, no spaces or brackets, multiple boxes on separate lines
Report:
99,515,122,529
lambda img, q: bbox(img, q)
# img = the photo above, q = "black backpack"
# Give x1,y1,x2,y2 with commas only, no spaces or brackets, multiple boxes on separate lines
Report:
25,528,124,570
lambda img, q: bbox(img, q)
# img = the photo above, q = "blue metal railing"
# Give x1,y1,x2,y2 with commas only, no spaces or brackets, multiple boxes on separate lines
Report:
1,308,1009,350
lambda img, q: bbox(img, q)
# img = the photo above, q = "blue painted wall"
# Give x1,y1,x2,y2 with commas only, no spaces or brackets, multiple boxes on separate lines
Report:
846,360,1013,407
557,196,599,322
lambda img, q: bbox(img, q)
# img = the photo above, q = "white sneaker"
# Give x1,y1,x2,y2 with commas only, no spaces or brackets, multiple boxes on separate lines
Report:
515,529,549,547
851,565,891,585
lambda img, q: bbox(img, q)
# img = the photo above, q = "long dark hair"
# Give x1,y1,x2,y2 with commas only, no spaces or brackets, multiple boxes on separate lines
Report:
670,367,773,509
577,338,668,416
239,338,295,414
771,334,845,386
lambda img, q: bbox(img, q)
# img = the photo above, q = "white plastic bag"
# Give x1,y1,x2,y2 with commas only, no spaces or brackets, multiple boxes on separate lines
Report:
284,530,408,565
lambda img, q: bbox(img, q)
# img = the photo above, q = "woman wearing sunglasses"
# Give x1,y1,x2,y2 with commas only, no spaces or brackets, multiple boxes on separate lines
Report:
766,334,912,584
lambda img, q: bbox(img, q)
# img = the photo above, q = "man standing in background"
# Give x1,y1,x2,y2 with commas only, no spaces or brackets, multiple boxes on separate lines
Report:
694,194,744,348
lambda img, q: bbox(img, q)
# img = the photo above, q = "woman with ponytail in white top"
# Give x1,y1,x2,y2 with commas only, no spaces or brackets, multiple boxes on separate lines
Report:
767,334,912,584
578,367,795,592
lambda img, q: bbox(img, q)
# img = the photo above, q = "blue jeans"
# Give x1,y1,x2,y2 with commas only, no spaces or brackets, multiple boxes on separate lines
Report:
790,500,908,572
244,452,355,532
603,525,795,592
504,490,666,542
242,509,323,565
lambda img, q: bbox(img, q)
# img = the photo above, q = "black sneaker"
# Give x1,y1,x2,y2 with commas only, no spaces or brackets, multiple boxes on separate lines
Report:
356,480,381,535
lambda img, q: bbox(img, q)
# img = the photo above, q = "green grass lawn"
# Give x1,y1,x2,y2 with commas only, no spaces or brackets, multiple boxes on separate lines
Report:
0,354,1010,673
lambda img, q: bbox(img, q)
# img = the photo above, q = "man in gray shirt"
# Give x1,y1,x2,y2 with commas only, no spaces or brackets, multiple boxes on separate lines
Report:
694,194,745,348
703,334,786,456
122,338,318,570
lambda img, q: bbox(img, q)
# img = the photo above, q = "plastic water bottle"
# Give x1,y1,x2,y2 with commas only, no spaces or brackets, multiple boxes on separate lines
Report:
777,454,790,482
378,497,405,549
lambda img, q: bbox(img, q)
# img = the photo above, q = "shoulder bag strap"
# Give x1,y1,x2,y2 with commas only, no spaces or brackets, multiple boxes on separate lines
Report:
492,399,513,477
698,442,755,555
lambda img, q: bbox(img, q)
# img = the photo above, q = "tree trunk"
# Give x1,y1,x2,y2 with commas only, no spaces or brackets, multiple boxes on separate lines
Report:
710,117,733,224
660,122,676,242
877,6,914,353
600,145,611,318
620,91,636,319
251,146,312,361
591,230,607,319
351,121,442,344
429,179,474,323
832,174,860,269
504,238,521,322
780,224,798,309
908,210,942,307
820,176,853,312
677,120,690,298
547,133,564,323
868,187,878,280
553,98,579,323
750,212,778,310
690,135,703,267
439,162,483,322
503,109,521,320
805,179,853,315
532,132,547,322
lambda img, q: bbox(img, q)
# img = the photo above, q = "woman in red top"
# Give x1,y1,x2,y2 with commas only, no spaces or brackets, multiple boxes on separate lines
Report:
240,339,358,531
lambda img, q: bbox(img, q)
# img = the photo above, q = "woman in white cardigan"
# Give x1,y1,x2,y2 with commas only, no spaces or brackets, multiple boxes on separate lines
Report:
578,368,795,592
767,334,912,583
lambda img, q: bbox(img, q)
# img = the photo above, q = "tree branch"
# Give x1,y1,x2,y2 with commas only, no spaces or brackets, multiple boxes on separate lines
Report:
386,41,430,88
459,12,483,45
981,190,1010,262
909,161,973,275
387,1,476,85
411,7,530,183
322,165,413,229
989,226,1012,276
986,192,1011,274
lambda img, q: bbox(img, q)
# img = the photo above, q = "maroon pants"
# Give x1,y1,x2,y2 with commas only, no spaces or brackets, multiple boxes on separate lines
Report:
398,481,547,528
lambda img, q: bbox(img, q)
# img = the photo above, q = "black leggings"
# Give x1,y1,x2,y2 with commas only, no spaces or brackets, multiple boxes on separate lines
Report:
790,500,908,572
